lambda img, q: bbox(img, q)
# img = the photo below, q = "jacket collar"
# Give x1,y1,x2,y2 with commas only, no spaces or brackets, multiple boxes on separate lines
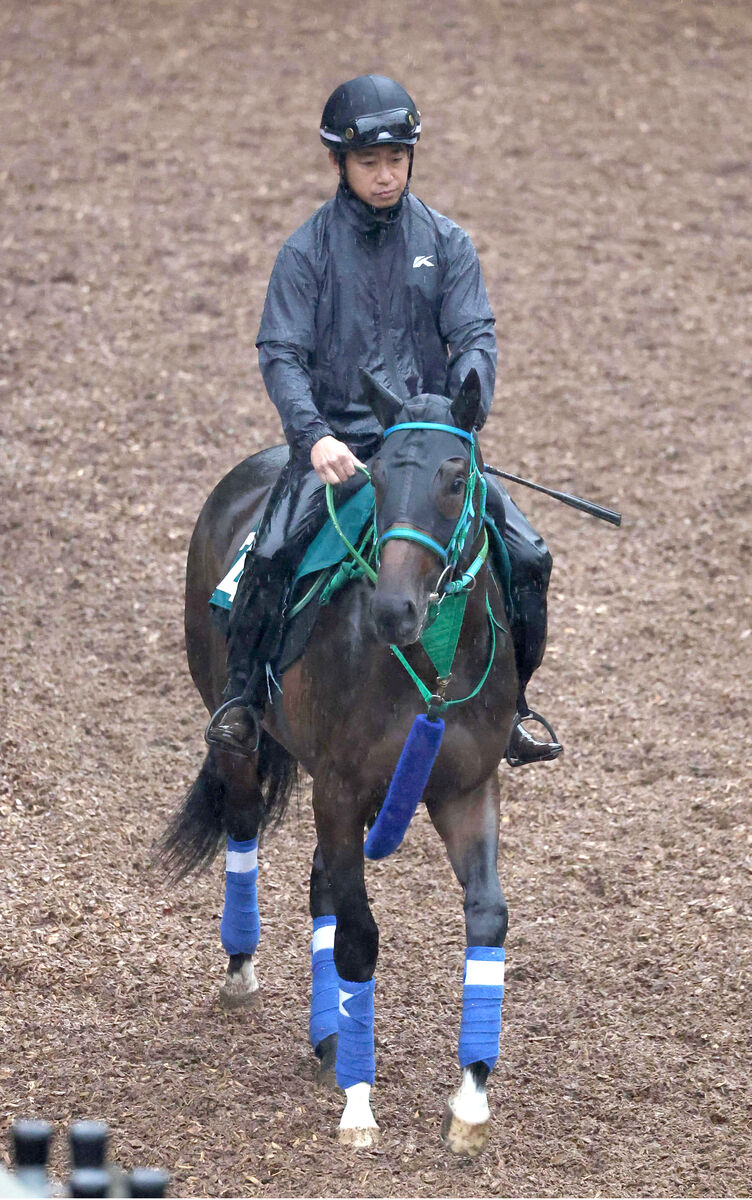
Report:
334,181,408,236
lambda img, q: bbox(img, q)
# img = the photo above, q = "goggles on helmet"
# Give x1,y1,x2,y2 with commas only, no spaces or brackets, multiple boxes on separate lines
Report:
321,107,421,149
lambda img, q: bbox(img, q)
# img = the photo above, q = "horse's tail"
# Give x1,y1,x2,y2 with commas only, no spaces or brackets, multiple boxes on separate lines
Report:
159,732,298,882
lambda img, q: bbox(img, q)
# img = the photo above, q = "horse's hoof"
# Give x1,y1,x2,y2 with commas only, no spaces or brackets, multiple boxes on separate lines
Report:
441,1105,490,1157
337,1124,380,1149
338,1082,379,1147
219,959,260,1010
219,983,260,1010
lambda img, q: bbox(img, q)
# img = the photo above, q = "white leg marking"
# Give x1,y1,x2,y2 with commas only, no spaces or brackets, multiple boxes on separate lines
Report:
219,957,260,1009
441,1068,491,1157
337,1082,380,1148
452,1068,490,1125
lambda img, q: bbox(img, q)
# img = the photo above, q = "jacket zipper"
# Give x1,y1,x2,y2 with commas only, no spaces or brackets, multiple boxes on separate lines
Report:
372,228,406,398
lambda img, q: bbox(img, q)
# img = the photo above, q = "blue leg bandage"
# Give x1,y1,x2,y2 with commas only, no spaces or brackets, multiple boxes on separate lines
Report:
220,836,260,956
309,915,338,1048
335,977,376,1090
458,946,505,1073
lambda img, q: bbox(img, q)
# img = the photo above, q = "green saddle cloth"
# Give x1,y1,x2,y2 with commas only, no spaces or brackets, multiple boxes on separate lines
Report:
209,485,376,613
295,483,376,582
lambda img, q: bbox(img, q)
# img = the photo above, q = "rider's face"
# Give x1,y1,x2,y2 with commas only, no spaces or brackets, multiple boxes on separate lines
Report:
330,145,410,208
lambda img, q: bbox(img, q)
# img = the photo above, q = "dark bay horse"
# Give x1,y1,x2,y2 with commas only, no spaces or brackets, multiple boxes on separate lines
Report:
163,371,518,1154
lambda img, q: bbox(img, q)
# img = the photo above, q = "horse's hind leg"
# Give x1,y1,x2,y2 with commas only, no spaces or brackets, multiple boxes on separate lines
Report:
427,775,507,1158
309,843,338,1083
215,748,266,1010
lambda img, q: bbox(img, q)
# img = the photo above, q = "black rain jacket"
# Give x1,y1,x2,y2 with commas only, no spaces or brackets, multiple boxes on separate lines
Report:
256,184,497,455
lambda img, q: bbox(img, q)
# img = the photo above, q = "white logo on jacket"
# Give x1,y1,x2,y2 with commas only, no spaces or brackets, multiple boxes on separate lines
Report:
412,255,434,268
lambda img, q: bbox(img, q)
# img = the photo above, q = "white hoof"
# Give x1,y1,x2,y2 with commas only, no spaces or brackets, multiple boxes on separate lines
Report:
219,958,260,1009
337,1082,379,1148
441,1070,491,1157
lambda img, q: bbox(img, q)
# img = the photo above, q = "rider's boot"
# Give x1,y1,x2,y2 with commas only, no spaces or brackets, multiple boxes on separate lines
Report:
506,708,563,767
204,667,267,758
505,583,563,767
204,556,289,758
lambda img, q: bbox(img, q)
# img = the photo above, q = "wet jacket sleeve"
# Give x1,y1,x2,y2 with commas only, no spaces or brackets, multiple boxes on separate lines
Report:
439,228,497,428
256,244,334,455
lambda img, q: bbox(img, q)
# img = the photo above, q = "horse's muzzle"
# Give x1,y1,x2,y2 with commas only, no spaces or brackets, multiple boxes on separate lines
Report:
371,590,423,647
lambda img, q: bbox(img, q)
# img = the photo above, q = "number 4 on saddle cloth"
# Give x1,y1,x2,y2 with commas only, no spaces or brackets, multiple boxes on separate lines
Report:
209,481,513,686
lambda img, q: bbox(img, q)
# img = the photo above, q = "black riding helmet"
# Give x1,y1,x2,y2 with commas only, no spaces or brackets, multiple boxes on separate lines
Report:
320,75,421,151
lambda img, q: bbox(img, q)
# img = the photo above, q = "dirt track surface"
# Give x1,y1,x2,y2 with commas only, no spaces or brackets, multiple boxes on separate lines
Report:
1,2,751,1196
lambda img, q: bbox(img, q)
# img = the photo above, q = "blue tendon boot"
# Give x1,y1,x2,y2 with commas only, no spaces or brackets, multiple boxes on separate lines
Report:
218,836,261,1008
310,916,338,1079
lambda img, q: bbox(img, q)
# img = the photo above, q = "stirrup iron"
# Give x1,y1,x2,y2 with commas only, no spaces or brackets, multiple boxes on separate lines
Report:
204,696,261,758
505,709,562,768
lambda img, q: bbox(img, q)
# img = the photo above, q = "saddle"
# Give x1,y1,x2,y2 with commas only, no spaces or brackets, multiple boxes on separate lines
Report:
210,484,511,678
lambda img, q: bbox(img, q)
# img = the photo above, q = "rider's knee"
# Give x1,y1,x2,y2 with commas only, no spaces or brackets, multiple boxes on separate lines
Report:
510,543,552,595
532,544,553,589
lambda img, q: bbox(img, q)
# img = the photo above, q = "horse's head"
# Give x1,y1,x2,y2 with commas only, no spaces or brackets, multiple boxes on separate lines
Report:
361,369,486,647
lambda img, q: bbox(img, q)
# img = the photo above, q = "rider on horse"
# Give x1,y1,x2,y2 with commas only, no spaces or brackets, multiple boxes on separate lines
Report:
205,74,562,768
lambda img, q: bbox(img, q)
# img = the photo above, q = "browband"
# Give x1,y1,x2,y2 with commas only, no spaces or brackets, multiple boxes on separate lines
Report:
383,422,474,443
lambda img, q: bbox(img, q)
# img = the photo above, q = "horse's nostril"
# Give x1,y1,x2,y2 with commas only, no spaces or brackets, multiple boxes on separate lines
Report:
372,593,421,644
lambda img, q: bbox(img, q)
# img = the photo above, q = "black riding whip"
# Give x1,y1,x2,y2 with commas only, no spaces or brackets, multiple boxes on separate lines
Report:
484,465,622,527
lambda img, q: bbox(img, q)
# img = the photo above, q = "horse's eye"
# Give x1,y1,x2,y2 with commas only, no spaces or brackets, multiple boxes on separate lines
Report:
450,477,466,495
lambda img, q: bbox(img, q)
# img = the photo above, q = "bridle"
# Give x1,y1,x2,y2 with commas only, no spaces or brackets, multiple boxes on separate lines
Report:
323,420,503,718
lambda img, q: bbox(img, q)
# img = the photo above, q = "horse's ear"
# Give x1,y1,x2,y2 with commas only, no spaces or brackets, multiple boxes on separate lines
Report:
450,369,482,433
359,368,404,430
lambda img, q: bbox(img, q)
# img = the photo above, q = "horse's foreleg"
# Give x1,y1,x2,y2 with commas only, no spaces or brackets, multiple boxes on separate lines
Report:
309,843,338,1081
427,775,507,1158
216,749,265,1010
313,783,380,1147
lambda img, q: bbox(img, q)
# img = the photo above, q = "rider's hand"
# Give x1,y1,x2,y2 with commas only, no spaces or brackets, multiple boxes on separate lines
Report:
311,436,365,485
